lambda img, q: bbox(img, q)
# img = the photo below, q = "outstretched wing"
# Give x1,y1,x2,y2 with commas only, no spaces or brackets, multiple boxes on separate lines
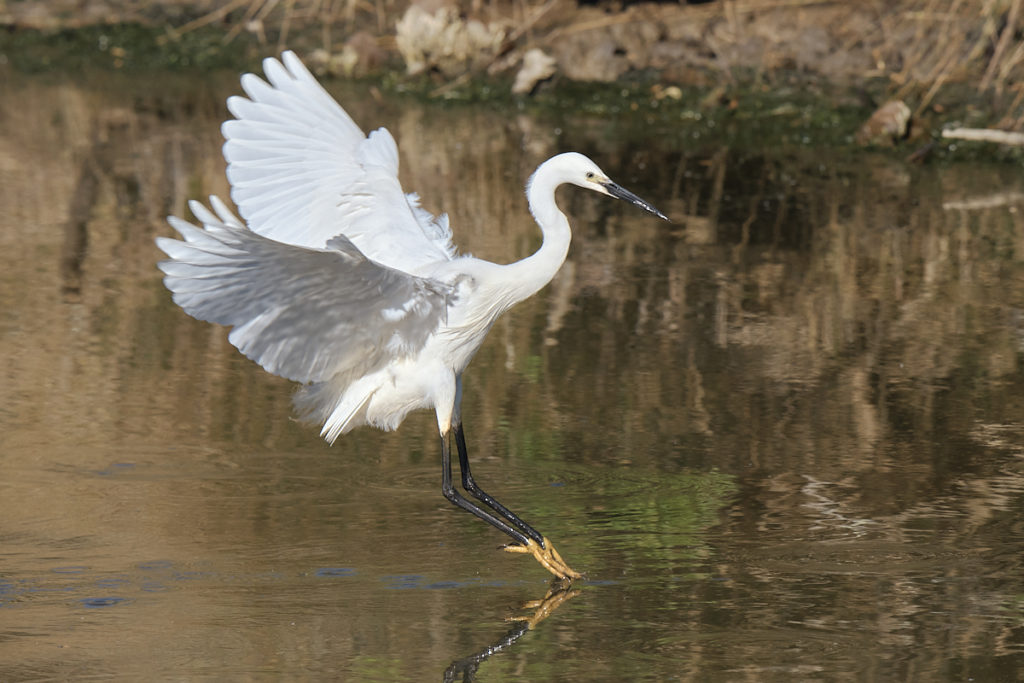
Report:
222,51,456,273
156,198,454,385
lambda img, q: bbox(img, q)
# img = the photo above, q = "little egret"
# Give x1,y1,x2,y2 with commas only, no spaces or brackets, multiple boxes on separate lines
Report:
156,51,668,580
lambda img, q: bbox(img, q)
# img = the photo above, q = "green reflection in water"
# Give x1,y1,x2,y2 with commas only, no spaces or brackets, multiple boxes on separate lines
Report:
3,65,1024,681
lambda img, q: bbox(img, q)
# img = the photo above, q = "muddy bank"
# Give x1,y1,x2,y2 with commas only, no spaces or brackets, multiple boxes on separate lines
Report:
2,1,1023,138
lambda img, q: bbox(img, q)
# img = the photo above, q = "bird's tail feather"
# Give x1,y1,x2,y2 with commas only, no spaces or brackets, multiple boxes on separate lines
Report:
294,374,379,444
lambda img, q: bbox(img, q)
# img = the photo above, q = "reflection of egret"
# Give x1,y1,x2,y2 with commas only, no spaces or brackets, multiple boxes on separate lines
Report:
156,52,668,579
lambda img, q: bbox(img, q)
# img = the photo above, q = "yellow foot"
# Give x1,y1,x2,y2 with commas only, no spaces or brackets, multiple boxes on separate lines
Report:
503,536,583,580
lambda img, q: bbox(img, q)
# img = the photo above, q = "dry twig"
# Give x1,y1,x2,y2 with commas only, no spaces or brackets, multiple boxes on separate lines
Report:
942,127,1024,145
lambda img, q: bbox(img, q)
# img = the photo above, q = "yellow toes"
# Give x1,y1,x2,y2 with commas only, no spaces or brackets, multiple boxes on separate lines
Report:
503,536,582,580
502,543,531,555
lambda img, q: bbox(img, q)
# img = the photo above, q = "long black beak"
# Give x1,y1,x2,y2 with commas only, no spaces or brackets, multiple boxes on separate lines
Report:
603,181,670,221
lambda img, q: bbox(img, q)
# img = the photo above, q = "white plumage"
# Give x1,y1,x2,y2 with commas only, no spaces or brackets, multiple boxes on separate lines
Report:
156,51,667,579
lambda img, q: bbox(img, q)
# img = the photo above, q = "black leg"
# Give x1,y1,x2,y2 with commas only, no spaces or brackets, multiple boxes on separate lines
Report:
440,424,583,580
441,433,531,547
454,423,545,546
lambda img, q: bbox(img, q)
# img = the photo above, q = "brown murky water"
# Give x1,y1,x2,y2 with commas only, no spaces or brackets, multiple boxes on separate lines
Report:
3,67,1024,681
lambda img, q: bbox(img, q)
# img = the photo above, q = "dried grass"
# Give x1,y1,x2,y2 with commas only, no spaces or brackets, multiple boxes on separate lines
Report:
9,0,1024,126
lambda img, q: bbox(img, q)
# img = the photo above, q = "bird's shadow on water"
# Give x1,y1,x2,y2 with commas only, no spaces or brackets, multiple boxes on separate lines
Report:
442,583,580,682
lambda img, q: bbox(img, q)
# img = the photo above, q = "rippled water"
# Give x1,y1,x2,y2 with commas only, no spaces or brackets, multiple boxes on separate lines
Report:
3,68,1024,681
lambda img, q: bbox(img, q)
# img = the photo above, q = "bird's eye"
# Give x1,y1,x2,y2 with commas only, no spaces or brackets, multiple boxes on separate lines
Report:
585,171,595,179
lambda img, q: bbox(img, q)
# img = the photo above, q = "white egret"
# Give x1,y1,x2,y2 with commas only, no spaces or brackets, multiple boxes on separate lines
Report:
156,51,668,580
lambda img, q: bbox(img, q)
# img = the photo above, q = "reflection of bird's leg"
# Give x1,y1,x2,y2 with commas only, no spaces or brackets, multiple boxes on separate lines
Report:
444,424,582,580
508,584,581,630
443,585,580,682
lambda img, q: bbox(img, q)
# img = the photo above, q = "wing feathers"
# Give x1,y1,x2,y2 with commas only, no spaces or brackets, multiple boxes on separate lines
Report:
360,129,400,175
221,50,457,271
159,52,468,439
157,201,454,385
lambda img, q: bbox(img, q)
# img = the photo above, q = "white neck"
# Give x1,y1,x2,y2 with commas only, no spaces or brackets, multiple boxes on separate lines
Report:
500,159,573,306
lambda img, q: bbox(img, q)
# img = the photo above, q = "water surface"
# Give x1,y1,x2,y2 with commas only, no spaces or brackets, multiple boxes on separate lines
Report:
2,69,1024,681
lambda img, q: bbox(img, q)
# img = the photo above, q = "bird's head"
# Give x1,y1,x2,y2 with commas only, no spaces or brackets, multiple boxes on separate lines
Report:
553,152,669,221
